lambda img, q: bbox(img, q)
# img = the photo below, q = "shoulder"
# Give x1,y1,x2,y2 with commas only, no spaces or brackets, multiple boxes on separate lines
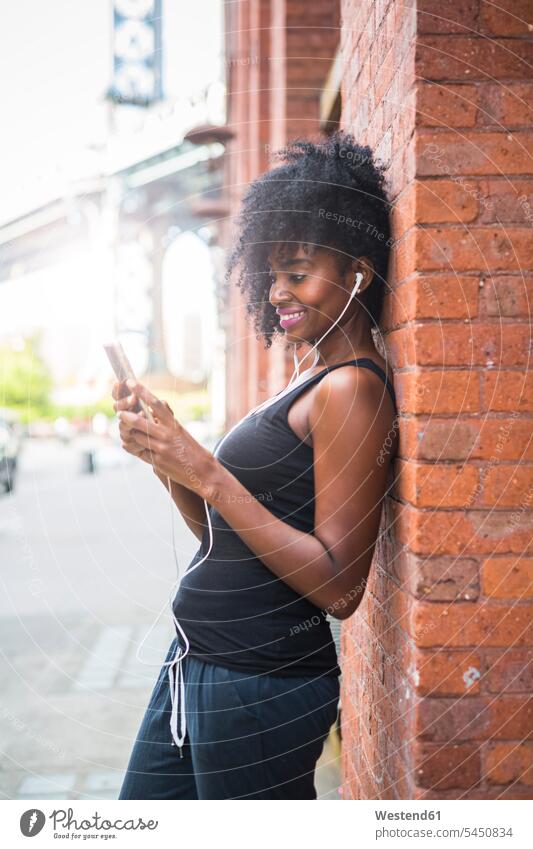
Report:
309,362,396,441
314,362,394,413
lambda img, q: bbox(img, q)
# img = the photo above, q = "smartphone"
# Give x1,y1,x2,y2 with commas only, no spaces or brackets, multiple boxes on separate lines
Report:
103,341,154,421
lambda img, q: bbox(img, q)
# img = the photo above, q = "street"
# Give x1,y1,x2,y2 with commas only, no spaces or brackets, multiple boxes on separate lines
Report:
0,438,340,799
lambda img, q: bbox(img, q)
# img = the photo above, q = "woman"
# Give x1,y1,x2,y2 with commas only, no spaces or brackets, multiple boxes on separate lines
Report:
115,132,398,800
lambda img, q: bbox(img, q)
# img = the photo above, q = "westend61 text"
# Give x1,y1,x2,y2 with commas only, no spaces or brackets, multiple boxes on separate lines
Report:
375,810,441,820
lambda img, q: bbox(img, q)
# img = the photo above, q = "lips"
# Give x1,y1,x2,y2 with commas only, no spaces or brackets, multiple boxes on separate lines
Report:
276,306,307,329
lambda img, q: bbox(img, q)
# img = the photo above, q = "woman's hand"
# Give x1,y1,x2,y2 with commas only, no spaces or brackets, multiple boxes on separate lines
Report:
115,379,218,496
112,380,153,465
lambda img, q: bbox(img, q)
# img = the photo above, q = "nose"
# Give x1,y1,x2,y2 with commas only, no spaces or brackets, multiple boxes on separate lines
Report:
269,277,293,306
270,290,290,306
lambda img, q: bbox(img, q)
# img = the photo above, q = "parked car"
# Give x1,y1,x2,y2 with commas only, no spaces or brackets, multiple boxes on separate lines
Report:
0,410,23,493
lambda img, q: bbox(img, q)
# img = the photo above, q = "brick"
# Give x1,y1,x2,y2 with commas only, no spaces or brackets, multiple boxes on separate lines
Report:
416,82,478,127
401,130,417,185
413,649,483,696
400,418,480,461
483,371,533,412
482,556,533,598
483,467,533,509
397,459,480,508
416,37,533,81
486,648,533,693
486,742,533,785
374,47,396,105
415,696,490,741
385,275,479,327
417,0,479,34
393,226,533,280
481,276,533,318
394,370,480,414
391,182,417,233
479,83,533,129
398,552,480,601
396,501,533,555
413,510,533,556
417,131,533,176
479,1,533,36
498,84,533,128
479,179,533,224
487,696,533,740
415,227,533,273
390,323,531,367
416,178,478,223
410,601,533,648
474,418,533,462
398,417,533,464
413,742,481,789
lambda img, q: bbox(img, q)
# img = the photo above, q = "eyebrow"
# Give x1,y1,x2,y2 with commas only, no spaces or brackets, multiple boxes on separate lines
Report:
272,257,313,269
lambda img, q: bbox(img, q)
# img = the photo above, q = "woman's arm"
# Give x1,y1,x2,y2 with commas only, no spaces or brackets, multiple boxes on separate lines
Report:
121,370,397,620
202,368,396,618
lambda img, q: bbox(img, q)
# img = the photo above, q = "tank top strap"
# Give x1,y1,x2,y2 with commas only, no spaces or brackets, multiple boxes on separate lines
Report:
272,356,396,412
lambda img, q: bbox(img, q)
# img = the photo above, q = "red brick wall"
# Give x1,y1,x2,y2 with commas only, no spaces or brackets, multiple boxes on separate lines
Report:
340,0,533,799
340,0,418,800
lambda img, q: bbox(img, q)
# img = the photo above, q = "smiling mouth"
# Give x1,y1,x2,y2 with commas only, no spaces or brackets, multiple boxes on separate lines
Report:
278,309,307,329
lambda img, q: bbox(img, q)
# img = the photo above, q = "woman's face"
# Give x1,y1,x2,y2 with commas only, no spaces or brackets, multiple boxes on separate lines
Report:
268,244,360,343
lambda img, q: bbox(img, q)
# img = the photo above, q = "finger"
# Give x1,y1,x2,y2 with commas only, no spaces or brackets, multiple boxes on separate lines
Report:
119,422,147,446
124,427,166,456
120,429,153,457
118,410,165,439
113,393,139,412
121,439,154,464
112,381,129,401
120,429,142,448
138,449,157,464
122,443,143,458
125,380,174,426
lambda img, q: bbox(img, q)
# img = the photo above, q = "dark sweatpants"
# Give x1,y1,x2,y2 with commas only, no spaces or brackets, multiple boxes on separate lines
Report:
118,637,339,800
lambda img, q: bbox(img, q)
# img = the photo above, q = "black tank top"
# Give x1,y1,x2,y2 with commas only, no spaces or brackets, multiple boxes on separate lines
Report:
172,357,396,678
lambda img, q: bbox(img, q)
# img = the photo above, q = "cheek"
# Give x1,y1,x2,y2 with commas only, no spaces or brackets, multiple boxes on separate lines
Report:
301,279,328,308
302,279,338,317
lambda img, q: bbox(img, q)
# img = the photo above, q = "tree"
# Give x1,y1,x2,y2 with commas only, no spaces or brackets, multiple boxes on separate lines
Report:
0,334,52,419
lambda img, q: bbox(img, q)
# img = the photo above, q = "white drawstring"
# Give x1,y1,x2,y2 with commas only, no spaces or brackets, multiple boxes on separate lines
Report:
133,275,363,755
167,637,187,755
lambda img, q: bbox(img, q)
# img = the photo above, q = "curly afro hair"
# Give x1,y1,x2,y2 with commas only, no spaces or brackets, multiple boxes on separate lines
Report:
226,130,392,349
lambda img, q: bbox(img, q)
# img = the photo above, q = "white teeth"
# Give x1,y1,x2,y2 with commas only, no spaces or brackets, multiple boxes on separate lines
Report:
282,310,305,320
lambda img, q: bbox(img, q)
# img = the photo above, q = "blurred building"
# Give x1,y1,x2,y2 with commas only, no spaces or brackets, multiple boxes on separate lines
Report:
0,0,227,423
221,0,533,802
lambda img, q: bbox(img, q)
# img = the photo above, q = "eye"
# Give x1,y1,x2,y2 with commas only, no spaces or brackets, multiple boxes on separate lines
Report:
289,273,306,283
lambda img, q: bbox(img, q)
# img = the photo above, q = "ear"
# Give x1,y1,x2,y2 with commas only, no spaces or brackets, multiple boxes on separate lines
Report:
350,257,374,293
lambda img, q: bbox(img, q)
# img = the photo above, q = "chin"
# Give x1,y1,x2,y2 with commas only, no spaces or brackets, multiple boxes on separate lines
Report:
283,329,310,344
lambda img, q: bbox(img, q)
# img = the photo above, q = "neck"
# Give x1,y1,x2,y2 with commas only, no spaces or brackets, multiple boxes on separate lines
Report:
305,310,376,368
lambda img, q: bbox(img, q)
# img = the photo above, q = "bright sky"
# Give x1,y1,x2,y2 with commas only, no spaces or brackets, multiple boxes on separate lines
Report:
0,0,224,222
0,0,224,391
